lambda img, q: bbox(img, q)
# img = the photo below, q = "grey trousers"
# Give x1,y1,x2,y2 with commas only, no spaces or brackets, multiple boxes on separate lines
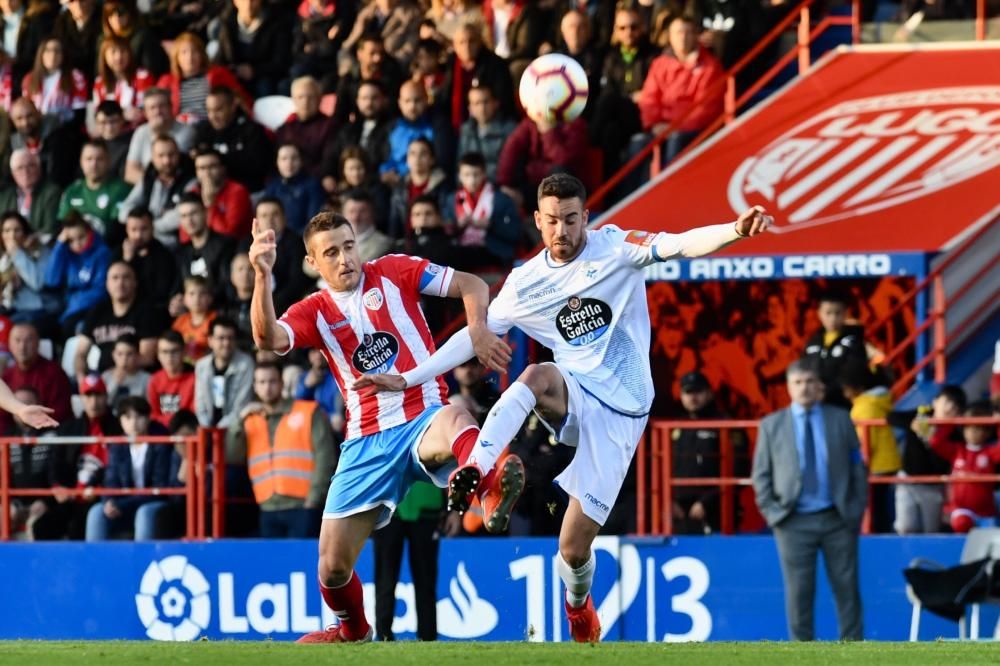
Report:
894,478,944,534
773,509,863,641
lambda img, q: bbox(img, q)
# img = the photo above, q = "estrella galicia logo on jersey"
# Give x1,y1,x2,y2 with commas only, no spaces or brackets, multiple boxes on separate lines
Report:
556,296,612,346
363,288,384,311
352,332,400,374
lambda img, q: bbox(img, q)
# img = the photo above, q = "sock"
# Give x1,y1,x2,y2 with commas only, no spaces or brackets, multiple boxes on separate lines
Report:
319,571,370,639
450,425,479,465
557,551,596,608
468,381,536,474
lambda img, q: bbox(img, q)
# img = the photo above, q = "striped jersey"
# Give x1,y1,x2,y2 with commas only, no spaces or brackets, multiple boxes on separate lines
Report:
278,254,454,440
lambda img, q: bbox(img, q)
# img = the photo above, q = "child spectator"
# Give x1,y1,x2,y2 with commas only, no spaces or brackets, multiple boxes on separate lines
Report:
84,395,173,541
334,147,391,224
411,38,446,106
802,290,868,408
172,275,216,362
456,84,516,182
102,334,152,406
43,214,112,337
264,144,326,236
148,331,196,427
928,401,1000,533
387,137,449,238
444,151,520,266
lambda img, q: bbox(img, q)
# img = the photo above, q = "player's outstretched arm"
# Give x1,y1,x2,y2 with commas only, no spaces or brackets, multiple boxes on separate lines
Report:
353,326,478,395
446,271,512,373
249,218,291,352
0,379,58,429
656,205,772,259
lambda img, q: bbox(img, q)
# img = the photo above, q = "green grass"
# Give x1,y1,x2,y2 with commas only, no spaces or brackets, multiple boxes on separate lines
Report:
1,641,999,666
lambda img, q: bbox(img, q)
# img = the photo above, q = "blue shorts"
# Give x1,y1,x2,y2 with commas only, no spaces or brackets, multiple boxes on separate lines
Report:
323,405,454,530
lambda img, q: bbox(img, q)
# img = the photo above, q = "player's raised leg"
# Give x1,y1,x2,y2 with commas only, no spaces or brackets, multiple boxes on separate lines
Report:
558,499,603,643
298,511,380,643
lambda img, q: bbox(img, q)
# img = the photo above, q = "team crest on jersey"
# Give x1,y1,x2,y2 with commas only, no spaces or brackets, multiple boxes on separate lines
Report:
625,230,654,247
556,296,612,346
363,288,384,311
352,332,400,374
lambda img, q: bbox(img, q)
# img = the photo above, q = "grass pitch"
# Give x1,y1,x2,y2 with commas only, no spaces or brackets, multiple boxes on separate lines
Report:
2,641,999,665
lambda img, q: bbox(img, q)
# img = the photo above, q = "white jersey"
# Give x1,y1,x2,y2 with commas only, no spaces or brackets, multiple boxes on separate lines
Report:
487,225,679,416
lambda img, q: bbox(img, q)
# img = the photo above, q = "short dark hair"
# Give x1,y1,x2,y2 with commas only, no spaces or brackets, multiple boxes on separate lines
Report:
839,361,874,392
786,357,820,380
209,316,238,336
193,146,224,164
356,32,384,52
255,196,285,215
966,401,993,418
415,37,443,57
117,395,152,418
468,84,494,99
938,385,967,411
159,330,185,347
410,193,440,214
255,361,282,377
207,85,235,102
342,187,374,207
95,100,124,117
177,192,204,208
0,210,30,235
817,289,850,307
408,136,435,158
114,333,139,351
126,206,153,223
458,152,486,170
357,79,385,96
61,211,91,232
168,409,199,434
82,138,108,153
538,173,586,205
182,274,211,292
303,211,354,248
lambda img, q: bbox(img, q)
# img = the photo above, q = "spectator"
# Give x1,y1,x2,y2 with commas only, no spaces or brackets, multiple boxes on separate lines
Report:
396,194,459,266
382,79,452,182
424,0,484,45
342,188,393,262
123,88,195,185
276,76,338,180
113,206,176,310
840,362,899,534
752,359,866,641
495,111,588,210
167,408,198,488
0,321,72,429
119,133,196,248
446,357,499,425
444,151,520,266
172,275,215,362
174,193,236,307
216,0,293,97
93,100,134,180
0,148,61,239
92,35,154,127
671,371,749,535
102,333,151,405
220,252,254,348
227,362,337,537
441,22,515,130
193,85,274,192
552,8,601,116
387,137,449,238
191,146,253,241
295,348,345,433
326,80,394,189
332,33,405,127
147,330,195,427
333,146,391,223
637,15,724,164
484,0,547,86
889,385,961,534
84,395,174,541
340,0,422,73
410,38,447,107
927,401,1000,533
0,211,59,326
3,386,59,539
21,36,87,126
58,139,132,244
802,290,868,409
50,373,122,539
456,84,516,182
290,0,354,93
240,197,309,315
5,0,57,86
96,0,169,78
74,260,166,375
264,144,325,236
43,214,112,337
156,32,251,121
6,96,82,187
52,0,100,81
194,316,253,428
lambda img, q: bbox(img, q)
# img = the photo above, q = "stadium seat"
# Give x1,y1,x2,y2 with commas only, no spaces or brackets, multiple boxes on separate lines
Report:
904,527,1000,641
252,95,296,131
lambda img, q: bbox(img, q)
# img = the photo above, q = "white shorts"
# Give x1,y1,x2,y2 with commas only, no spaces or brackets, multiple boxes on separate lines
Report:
539,363,648,526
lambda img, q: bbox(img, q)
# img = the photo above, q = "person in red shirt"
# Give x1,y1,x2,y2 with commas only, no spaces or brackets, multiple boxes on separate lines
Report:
928,401,1000,533
495,113,588,212
0,323,73,431
147,331,196,427
191,147,252,241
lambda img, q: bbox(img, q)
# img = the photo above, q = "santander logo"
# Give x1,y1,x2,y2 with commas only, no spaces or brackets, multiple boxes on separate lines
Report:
728,86,1000,232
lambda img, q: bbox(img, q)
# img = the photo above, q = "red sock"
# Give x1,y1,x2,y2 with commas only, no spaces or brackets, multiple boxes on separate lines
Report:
478,446,510,498
450,425,479,466
319,571,369,639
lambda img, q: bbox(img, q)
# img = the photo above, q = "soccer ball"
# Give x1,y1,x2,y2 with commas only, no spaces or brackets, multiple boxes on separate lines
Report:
518,54,589,124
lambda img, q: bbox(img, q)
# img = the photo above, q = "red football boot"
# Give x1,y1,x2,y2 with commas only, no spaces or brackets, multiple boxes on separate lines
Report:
296,624,373,643
481,453,525,534
565,595,601,643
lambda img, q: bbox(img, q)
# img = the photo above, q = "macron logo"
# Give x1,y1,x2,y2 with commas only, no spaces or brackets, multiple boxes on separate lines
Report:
585,493,610,513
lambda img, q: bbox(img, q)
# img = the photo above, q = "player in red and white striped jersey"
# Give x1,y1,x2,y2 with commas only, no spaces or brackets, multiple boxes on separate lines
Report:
249,211,524,644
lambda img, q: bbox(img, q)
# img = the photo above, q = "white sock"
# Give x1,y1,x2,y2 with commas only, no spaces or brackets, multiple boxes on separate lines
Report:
557,551,596,608
467,381,536,474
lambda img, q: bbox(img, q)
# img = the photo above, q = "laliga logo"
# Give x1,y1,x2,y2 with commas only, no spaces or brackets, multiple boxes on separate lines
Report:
436,562,499,638
135,556,211,641
729,86,1000,232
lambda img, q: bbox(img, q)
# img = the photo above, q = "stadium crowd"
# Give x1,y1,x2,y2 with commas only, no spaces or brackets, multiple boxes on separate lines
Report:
1,0,998,543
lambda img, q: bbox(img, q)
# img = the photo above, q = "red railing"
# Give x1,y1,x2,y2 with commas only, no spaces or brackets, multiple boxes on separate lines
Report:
638,416,1000,536
0,428,229,541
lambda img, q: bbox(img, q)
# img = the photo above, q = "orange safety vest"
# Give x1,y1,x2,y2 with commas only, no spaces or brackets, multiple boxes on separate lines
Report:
245,401,318,504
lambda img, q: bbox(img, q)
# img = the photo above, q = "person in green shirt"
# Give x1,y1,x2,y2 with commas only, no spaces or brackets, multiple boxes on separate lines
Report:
57,139,132,246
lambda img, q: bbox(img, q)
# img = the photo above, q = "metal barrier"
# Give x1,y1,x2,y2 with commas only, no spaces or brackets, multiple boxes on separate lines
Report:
638,415,1000,536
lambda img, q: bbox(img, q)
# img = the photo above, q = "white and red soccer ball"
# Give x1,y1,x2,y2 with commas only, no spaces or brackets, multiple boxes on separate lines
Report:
518,54,589,124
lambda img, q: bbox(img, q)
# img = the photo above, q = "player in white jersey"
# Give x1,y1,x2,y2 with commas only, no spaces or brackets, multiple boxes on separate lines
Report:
355,174,771,642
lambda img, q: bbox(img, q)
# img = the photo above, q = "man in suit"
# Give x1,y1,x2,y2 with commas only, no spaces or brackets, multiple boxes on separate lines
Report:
752,358,868,641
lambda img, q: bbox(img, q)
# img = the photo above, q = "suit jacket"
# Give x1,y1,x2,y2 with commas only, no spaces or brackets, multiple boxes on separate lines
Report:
752,404,868,530
104,422,174,512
